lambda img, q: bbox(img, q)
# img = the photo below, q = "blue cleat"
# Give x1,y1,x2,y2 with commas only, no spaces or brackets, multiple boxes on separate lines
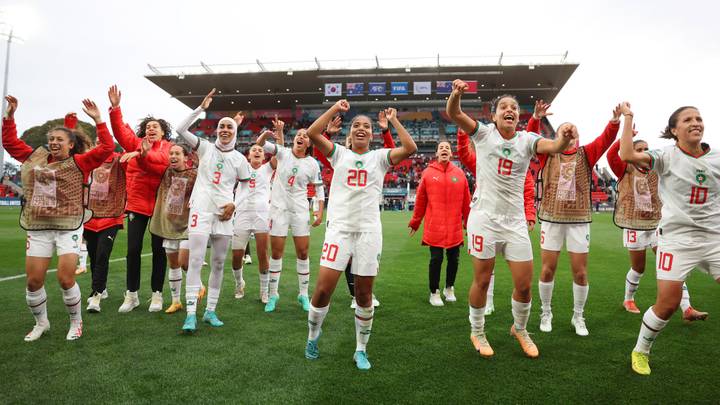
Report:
305,335,321,360
182,314,197,334
297,294,311,312
202,310,224,327
353,351,371,371
265,295,279,313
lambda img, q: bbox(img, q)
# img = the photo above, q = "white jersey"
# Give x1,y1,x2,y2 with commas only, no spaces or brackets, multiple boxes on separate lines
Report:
470,120,541,219
190,139,251,214
647,144,720,238
265,143,322,214
326,144,392,232
235,162,273,213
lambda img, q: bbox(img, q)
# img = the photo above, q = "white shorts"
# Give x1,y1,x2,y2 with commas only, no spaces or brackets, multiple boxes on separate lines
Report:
188,210,233,237
269,207,309,237
540,222,590,254
162,239,189,253
466,211,533,262
26,227,84,258
319,227,382,277
655,235,720,282
234,210,270,234
623,229,658,251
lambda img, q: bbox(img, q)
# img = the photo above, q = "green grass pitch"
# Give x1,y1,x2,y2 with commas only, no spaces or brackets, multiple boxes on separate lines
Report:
0,207,717,403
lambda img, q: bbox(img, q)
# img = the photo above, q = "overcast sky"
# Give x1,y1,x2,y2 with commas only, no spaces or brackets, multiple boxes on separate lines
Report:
2,0,719,169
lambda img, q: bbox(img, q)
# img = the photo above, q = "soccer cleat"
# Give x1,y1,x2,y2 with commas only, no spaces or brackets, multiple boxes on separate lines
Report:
244,254,252,265
148,291,163,312
298,294,311,312
203,310,225,327
484,303,495,316
631,351,651,375
265,295,279,313
88,289,109,303
75,266,86,275
234,279,246,299
66,320,83,341
443,287,457,302
350,297,357,309
118,291,140,313
305,333,321,360
260,291,269,304
429,290,444,307
470,332,494,358
571,314,589,336
353,351,372,371
623,300,641,314
86,293,102,313
539,311,553,332
24,323,50,342
510,325,539,358
372,294,380,307
198,285,207,303
182,314,197,334
165,301,183,314
683,307,709,322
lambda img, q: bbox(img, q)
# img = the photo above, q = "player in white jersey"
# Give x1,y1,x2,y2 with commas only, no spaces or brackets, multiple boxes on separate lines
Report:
619,102,720,375
446,80,575,359
257,122,324,313
175,89,251,333
304,100,417,371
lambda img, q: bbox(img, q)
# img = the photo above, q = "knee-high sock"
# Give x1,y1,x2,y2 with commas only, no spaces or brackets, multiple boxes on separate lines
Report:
573,282,589,316
206,235,230,312
259,271,269,296
186,233,210,315
308,304,329,340
486,272,495,306
26,287,48,326
232,265,244,286
468,305,486,334
355,305,374,352
634,307,669,354
539,280,554,312
168,267,182,301
269,258,282,297
62,283,82,322
625,268,643,301
297,258,310,297
512,298,531,331
680,283,691,312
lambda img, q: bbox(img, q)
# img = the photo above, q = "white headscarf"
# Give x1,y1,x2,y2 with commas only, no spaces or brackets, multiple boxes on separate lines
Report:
215,117,238,152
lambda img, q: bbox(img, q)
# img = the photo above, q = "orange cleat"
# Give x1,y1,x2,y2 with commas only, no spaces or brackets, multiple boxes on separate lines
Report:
470,333,494,358
623,300,641,314
683,307,708,322
510,325,539,358
198,285,206,303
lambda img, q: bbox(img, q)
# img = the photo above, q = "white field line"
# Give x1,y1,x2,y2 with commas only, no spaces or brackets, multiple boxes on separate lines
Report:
0,253,152,283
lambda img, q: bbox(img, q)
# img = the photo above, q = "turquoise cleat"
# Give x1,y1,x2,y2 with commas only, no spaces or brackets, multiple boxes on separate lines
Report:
297,294,311,312
353,351,371,371
202,310,224,327
265,295,279,313
182,314,197,334
305,338,320,360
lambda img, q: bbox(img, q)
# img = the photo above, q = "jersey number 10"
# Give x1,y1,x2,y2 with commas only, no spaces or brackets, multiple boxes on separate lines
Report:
690,186,708,205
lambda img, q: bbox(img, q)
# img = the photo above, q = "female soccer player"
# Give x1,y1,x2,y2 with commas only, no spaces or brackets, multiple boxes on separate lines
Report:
257,122,324,313
608,138,707,319
447,80,574,359
408,140,470,306
619,102,720,375
2,96,114,341
107,85,172,313
176,89,251,333
304,101,417,370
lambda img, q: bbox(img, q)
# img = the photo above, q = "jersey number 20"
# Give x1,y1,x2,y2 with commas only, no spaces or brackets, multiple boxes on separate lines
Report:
347,169,368,187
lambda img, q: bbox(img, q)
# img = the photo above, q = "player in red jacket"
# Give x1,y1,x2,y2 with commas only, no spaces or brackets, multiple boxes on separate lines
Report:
408,141,470,306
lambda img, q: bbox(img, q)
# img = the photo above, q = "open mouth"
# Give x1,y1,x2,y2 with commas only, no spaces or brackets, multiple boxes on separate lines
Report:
503,113,515,124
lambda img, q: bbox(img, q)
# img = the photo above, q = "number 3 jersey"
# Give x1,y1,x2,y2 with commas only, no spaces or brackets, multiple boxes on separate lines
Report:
190,139,251,214
647,144,720,237
264,143,322,214
470,121,541,220
325,144,392,232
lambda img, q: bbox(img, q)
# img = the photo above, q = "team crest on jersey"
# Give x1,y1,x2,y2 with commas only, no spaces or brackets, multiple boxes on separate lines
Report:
216,162,224,170
695,170,707,185
251,172,257,179
451,176,458,183
502,147,512,157
292,167,298,175
355,161,364,169
72,235,79,241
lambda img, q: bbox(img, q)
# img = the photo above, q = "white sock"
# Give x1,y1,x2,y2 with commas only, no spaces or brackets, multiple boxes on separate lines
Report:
512,298,531,331
168,267,182,301
232,266,244,286
269,258,282,297
308,304,329,340
468,305,486,334
355,306,374,352
205,235,230,312
625,268,643,301
207,267,224,312
79,243,88,269
297,258,310,297
185,286,199,315
539,280,554,313
26,287,49,326
680,283,691,312
62,283,82,322
260,271,269,295
573,282,589,317
634,307,669,354
186,232,209,315
486,272,495,306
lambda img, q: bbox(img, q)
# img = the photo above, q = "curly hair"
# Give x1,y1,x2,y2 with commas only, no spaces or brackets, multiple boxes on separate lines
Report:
136,116,172,140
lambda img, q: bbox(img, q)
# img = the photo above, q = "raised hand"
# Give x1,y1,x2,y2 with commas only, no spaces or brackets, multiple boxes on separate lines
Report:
234,112,245,126
378,111,388,131
82,99,102,123
140,138,151,156
333,99,350,113
384,107,398,122
272,114,285,134
611,103,622,123
200,88,216,110
620,101,633,117
451,79,468,95
326,116,342,135
5,95,18,118
257,129,275,144
108,85,121,108
533,99,553,119
120,151,140,163
560,124,577,140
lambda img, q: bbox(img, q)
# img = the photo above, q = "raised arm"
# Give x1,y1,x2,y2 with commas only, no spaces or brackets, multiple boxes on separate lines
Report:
456,129,476,173
618,102,652,166
536,125,575,155
307,100,349,157
528,99,552,134
386,108,418,165
606,140,627,178
74,99,115,173
175,89,215,150
378,111,396,148
445,79,477,134
583,104,622,167
2,96,33,162
107,85,140,151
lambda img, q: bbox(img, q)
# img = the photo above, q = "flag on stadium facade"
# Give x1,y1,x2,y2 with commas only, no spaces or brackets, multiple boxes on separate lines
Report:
413,81,431,95
465,80,478,94
390,82,409,95
368,82,386,95
347,83,364,96
436,81,452,94
324,83,342,96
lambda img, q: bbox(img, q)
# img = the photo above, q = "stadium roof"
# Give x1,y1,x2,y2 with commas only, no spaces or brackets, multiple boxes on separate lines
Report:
145,54,578,111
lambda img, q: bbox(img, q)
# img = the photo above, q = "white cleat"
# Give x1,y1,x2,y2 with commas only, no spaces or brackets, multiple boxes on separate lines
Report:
148,291,163,312
443,287,457,302
350,297,357,309
243,254,252,265
260,291,269,304
372,294,380,307
429,290,444,307
87,293,102,313
66,320,83,341
24,323,50,342
571,314,589,336
118,291,140,313
540,311,553,333
87,289,108,304
235,279,246,299
484,303,495,316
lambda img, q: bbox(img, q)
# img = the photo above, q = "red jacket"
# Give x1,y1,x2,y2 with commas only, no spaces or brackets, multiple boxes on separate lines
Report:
85,152,127,233
408,161,470,248
606,140,626,179
109,106,171,216
532,117,619,171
